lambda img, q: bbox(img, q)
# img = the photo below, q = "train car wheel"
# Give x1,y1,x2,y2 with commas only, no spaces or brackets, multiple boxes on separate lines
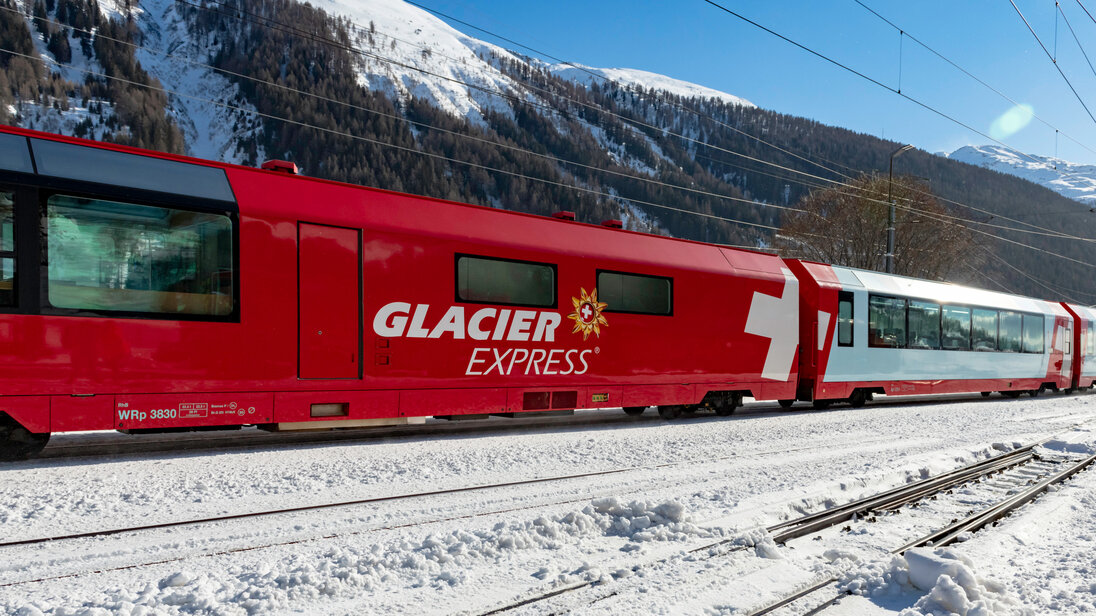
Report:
657,405,683,419
778,399,795,409
1001,391,1022,398
1029,387,1043,398
847,390,867,408
0,416,50,461
812,399,831,410
980,392,991,397
623,406,647,416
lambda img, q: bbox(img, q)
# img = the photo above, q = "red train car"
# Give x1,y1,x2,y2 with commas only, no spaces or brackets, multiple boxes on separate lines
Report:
787,259,1076,407
0,126,800,459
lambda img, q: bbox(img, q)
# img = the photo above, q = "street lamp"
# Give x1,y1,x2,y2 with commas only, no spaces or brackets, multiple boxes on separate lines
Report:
886,144,915,274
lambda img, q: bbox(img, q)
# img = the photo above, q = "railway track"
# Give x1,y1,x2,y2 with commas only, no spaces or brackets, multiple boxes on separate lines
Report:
476,437,1095,615
0,434,899,588
31,390,1081,462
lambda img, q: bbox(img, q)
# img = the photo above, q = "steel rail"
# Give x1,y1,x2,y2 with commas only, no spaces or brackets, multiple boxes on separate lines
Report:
789,453,1096,616
477,438,1055,615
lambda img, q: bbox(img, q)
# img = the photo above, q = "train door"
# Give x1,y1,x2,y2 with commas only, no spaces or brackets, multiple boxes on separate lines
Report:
298,223,361,379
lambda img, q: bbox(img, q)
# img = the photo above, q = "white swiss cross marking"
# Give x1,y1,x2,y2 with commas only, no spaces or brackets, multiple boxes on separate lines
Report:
581,304,593,322
743,267,800,382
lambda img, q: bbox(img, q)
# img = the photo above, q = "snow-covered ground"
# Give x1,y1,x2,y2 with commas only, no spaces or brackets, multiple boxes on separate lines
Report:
3,393,1096,615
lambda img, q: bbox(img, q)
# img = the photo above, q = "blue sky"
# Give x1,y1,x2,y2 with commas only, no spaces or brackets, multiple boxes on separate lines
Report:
423,0,1096,166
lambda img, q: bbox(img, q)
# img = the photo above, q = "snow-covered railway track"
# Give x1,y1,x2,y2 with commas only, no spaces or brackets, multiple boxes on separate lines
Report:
0,435,904,590
746,451,1096,616
476,438,1089,615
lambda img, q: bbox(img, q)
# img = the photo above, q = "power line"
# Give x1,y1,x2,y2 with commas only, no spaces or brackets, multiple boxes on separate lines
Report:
0,47,784,233
10,5,1096,273
854,0,1096,162
178,0,1096,244
1008,0,1096,126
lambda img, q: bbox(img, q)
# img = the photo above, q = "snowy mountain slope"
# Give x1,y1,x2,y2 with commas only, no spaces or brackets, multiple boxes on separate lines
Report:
948,145,1096,206
549,64,755,108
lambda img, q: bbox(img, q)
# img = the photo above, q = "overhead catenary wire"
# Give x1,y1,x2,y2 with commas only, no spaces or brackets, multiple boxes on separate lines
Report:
0,47,784,233
1008,0,1096,127
9,5,1096,275
703,0,1096,233
409,0,1096,239
11,5,1076,248
854,0,1096,162
178,0,1096,244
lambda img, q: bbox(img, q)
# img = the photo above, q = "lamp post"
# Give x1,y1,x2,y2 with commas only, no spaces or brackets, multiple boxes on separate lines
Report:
886,144,915,274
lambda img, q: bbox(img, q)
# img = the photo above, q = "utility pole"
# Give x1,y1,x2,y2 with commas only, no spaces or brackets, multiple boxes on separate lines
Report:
886,144,915,274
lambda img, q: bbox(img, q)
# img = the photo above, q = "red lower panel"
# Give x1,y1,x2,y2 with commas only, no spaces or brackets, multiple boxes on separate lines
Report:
400,388,507,417
52,395,114,432
114,392,274,430
817,378,1059,400
621,384,697,407
0,396,49,433
273,390,398,423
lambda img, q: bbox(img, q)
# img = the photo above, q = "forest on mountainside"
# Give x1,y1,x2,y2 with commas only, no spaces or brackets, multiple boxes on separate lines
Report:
1,0,1093,301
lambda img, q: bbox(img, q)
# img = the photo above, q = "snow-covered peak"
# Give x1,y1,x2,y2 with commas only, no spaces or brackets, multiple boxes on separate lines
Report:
947,144,1096,205
548,64,755,107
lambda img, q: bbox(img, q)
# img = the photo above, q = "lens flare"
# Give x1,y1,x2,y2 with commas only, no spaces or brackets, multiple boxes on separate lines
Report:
989,104,1034,139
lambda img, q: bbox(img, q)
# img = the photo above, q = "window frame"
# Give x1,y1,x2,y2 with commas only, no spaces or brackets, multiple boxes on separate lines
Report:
1022,313,1045,354
867,294,909,349
595,269,674,316
454,253,558,309
836,290,854,347
39,185,240,323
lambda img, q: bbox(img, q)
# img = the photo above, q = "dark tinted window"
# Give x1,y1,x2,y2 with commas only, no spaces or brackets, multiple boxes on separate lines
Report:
0,134,33,173
1000,311,1022,352
837,291,853,346
0,192,13,306
457,255,555,307
908,300,940,349
868,295,906,348
942,306,971,350
1023,314,1045,353
972,308,998,352
47,195,234,316
597,270,672,315
31,138,235,202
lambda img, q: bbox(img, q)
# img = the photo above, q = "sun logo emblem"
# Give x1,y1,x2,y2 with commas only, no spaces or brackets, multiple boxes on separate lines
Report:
568,287,609,340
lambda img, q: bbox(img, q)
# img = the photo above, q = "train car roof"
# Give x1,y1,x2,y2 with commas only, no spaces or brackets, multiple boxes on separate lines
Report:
792,259,1067,317
0,125,789,278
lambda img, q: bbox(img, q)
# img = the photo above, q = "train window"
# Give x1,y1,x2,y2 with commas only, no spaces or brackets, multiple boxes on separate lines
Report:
1022,314,1045,354
1064,326,1071,355
942,306,971,350
46,195,234,316
0,193,13,306
868,295,906,348
837,291,853,346
972,308,998,352
597,270,672,315
0,134,33,173
999,311,1022,352
456,255,555,308
908,300,940,349
30,138,236,203
1090,321,1095,355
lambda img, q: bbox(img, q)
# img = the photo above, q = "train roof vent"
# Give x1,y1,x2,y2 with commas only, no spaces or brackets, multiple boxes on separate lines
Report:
601,219,623,228
261,160,299,174
552,211,576,221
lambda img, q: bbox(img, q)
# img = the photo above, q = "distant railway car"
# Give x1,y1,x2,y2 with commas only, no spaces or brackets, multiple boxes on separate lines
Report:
0,126,800,459
1062,304,1096,391
787,259,1075,407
